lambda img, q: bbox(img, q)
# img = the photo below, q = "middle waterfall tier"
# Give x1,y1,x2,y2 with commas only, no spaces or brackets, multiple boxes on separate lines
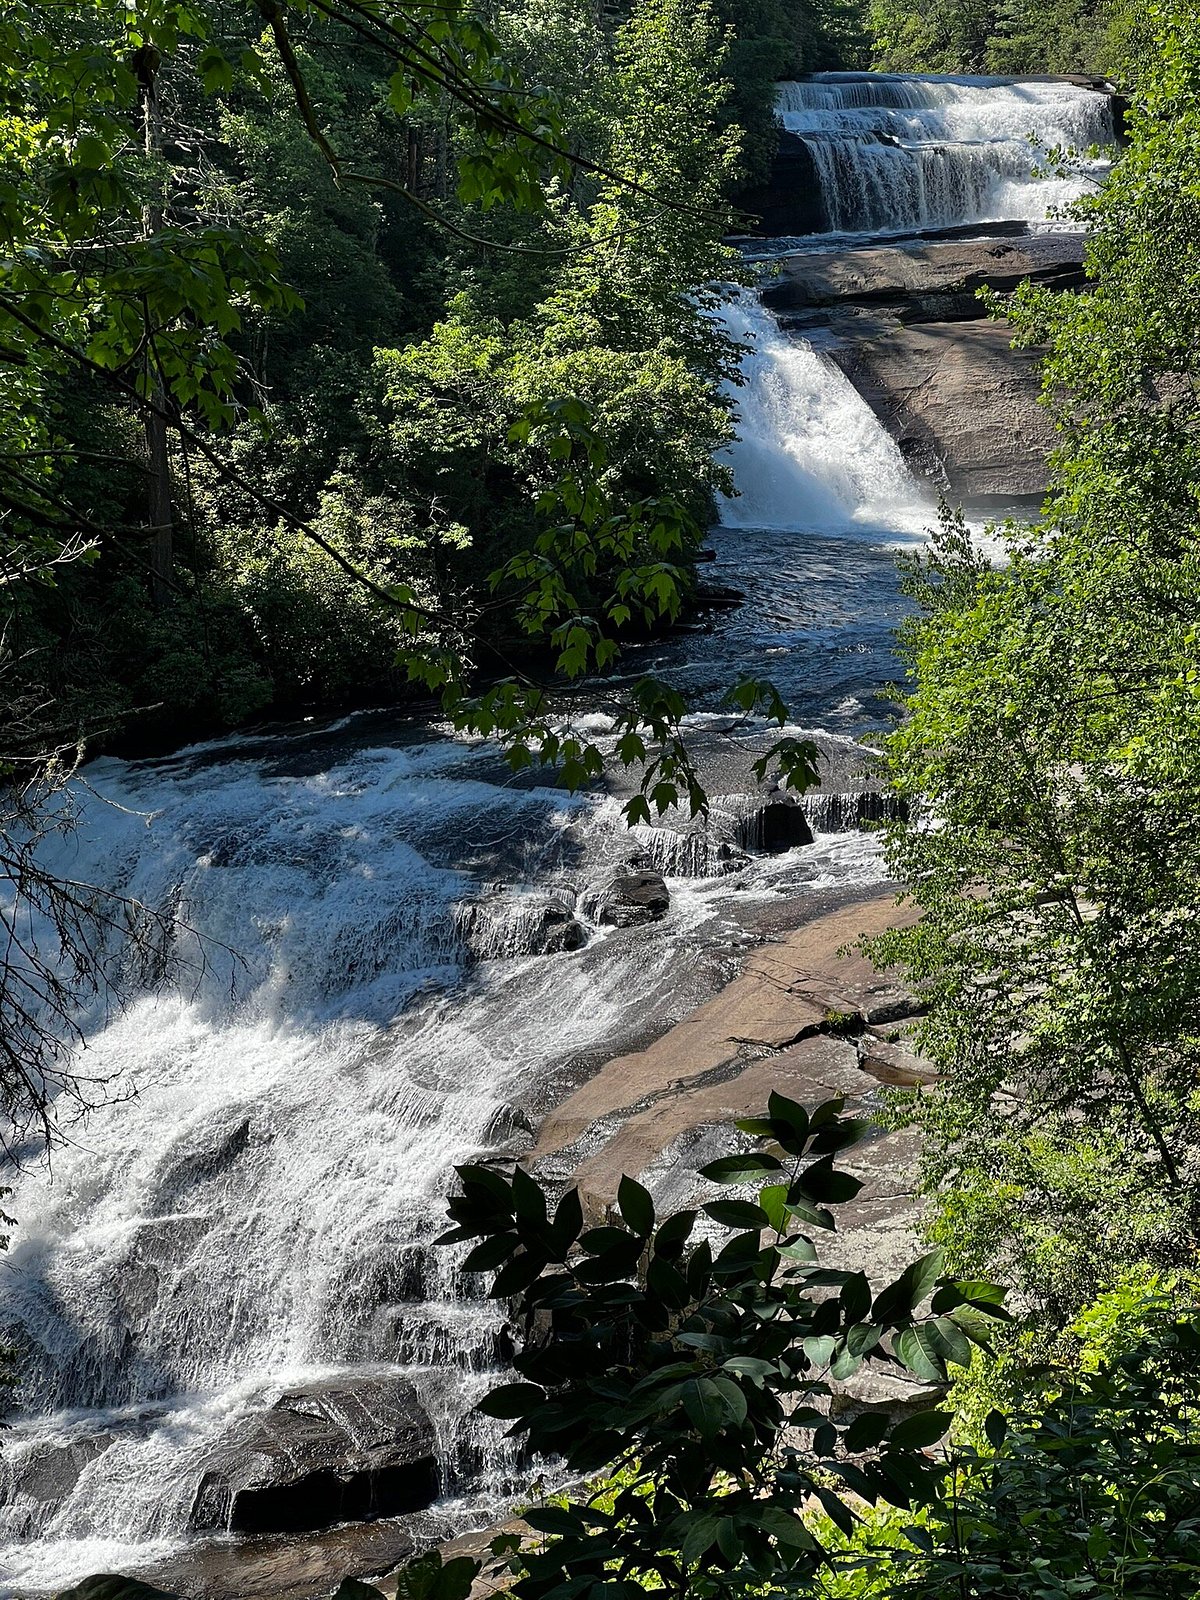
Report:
716,289,930,536
777,72,1114,234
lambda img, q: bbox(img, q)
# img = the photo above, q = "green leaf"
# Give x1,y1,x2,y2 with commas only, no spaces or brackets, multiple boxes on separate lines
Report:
1087,1526,1112,1562
889,1409,952,1450
618,1175,654,1235
841,1272,872,1322
777,1236,818,1262
759,1182,788,1231
804,1334,837,1367
984,1409,1008,1450
683,1377,726,1437
681,1514,721,1564
462,1233,519,1272
393,1553,476,1600
477,1382,545,1419
830,1344,862,1381
716,1517,743,1564
928,1316,973,1370
703,1198,769,1230
71,133,112,170
894,1325,947,1383
709,1376,749,1426
699,1153,784,1183
874,1250,946,1323
792,1155,863,1204
722,1356,778,1385
525,1505,586,1537
755,1506,817,1548
844,1411,891,1452
646,1256,689,1312
767,1090,810,1142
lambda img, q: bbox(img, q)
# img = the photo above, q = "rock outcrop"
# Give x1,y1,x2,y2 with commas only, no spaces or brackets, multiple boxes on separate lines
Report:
761,232,1088,502
532,891,927,1215
580,870,671,928
737,131,825,236
457,891,586,959
189,1375,438,1536
0,1433,114,1540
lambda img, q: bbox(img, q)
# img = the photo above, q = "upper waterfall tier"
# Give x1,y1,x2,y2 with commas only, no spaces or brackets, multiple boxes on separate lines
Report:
777,73,1114,235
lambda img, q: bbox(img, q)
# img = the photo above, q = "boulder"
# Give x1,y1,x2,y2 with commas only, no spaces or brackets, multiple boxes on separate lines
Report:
580,870,670,928
458,892,586,959
55,1579,183,1600
737,796,815,853
190,1374,438,1536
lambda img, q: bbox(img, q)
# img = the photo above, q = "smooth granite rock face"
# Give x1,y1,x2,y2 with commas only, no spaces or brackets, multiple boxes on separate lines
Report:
759,233,1088,503
830,317,1059,501
189,1375,438,1536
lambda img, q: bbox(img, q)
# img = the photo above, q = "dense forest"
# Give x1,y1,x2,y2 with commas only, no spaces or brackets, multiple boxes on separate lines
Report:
869,0,1153,75
9,0,1200,1597
3,0,867,765
3,0,1130,773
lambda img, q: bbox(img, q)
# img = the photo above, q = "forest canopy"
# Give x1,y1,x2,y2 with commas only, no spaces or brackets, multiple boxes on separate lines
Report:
868,0,1153,76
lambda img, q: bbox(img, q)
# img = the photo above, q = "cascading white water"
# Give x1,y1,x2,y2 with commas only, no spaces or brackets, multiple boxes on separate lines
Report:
716,289,930,537
0,729,886,1593
778,72,1114,234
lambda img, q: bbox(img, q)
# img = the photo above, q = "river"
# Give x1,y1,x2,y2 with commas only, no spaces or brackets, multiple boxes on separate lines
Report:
0,72,1114,1598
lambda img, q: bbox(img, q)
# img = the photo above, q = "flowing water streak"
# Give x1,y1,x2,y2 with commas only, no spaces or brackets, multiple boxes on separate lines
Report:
715,289,930,537
778,73,1113,234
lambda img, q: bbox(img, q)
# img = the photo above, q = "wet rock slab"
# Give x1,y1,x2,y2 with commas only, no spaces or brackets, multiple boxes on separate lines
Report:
759,232,1087,502
830,317,1059,500
532,891,927,1211
764,232,1087,312
190,1375,438,1537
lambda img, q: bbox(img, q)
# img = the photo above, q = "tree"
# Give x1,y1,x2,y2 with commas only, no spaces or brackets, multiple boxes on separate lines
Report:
867,0,1200,1327
867,0,1150,76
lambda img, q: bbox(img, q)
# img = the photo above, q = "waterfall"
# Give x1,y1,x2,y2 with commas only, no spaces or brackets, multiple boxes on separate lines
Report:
0,729,888,1592
716,289,930,536
0,743,637,1586
778,73,1114,234
3,67,1069,1600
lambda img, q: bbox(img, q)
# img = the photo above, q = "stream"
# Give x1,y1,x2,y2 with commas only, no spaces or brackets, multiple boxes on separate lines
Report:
0,72,1115,1599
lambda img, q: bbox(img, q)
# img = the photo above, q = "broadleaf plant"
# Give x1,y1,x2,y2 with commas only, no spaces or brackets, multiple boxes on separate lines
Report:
428,1095,1010,1600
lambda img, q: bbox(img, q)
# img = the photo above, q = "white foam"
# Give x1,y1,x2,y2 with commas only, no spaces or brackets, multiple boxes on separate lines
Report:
716,289,932,536
777,73,1113,233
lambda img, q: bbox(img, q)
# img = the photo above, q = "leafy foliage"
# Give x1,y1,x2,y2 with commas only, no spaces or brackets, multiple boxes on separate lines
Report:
868,2,1200,1326
898,1308,1200,1599
867,0,1151,77
434,1095,1008,1600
